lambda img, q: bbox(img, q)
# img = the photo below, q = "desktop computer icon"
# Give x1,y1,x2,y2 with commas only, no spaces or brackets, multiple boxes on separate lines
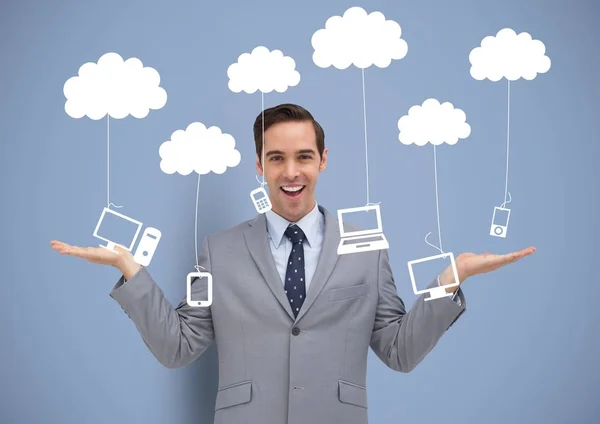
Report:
407,252,460,301
93,207,143,252
490,206,511,238
92,207,162,267
337,205,389,255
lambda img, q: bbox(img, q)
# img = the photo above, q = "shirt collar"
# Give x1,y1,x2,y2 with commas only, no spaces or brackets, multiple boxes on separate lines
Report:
266,201,322,249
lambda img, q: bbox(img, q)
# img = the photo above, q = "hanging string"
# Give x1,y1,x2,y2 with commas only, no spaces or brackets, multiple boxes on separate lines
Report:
194,173,205,272
361,68,380,207
259,91,266,187
106,114,122,209
502,80,512,209
362,68,370,205
501,192,512,209
425,144,443,254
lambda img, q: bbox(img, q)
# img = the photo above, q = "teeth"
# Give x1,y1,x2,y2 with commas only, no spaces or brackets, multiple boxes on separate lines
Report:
282,186,304,192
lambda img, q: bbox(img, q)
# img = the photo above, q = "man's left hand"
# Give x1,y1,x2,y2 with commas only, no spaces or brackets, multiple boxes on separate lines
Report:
439,246,536,293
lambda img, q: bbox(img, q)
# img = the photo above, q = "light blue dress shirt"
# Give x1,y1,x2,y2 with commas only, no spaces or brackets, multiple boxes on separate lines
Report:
265,201,324,293
264,201,461,305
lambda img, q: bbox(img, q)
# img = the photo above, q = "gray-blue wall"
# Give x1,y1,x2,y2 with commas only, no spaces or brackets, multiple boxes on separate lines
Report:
1,0,598,422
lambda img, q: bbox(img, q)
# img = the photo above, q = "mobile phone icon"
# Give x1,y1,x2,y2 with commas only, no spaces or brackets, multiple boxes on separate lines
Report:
186,271,213,307
250,186,272,214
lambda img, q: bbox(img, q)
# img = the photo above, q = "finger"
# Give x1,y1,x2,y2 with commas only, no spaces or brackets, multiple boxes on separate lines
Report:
113,245,128,255
66,246,90,258
50,241,70,250
515,247,535,258
54,244,74,254
503,248,533,264
52,241,80,255
518,246,536,256
498,253,521,264
476,253,514,270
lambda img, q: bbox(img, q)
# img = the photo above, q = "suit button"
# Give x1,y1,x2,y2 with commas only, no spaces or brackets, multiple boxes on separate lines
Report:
291,327,300,336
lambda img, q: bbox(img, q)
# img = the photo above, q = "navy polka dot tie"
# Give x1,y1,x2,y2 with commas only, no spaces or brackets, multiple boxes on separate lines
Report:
284,224,306,318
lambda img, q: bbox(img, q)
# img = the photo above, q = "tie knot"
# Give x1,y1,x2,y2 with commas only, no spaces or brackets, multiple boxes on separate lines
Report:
284,224,305,245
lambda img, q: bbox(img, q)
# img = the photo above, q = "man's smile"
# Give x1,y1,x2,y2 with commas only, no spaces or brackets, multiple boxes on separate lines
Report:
280,185,306,199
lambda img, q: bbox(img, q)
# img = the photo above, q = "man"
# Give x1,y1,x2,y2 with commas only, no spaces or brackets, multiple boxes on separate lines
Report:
51,103,535,424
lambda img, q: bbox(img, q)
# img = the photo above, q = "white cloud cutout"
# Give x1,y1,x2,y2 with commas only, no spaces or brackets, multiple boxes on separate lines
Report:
159,122,241,176
311,6,408,69
398,98,471,146
63,52,167,120
227,46,300,94
469,28,551,81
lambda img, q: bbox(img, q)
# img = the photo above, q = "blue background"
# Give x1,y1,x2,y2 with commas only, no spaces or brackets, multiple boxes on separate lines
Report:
1,0,598,422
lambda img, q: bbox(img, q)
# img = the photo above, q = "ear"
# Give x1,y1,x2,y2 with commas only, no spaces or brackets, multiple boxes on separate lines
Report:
319,147,328,172
256,154,263,176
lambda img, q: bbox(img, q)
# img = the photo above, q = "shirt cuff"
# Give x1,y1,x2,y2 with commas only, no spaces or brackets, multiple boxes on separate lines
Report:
437,275,462,307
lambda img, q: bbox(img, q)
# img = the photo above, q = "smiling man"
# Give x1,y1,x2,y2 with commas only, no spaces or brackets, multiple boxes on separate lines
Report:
254,105,327,222
51,103,535,424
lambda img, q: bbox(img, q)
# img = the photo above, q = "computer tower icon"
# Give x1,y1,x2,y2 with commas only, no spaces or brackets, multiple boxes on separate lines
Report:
490,206,511,238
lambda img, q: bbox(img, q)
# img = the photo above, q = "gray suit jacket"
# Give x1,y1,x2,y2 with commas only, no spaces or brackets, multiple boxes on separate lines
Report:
110,205,466,424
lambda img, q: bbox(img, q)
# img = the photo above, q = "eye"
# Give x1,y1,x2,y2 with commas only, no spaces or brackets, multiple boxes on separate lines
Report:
299,155,312,160
269,156,282,161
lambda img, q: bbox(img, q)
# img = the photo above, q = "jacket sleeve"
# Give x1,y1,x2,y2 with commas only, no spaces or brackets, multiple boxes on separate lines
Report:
369,249,466,372
109,235,215,369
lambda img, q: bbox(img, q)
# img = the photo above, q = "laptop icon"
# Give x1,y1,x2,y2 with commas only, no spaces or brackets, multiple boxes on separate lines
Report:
337,205,389,255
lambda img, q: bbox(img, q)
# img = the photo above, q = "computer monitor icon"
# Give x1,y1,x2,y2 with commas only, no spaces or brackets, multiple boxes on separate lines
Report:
93,207,143,252
407,252,460,301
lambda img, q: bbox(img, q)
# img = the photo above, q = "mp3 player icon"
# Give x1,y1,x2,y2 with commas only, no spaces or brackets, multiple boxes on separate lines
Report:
133,227,162,266
490,206,510,238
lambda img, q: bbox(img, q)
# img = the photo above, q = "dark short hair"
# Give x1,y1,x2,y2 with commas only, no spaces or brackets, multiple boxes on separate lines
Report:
253,103,325,164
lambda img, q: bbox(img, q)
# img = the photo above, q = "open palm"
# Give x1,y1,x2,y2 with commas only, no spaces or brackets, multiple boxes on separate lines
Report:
50,240,132,267
441,246,536,287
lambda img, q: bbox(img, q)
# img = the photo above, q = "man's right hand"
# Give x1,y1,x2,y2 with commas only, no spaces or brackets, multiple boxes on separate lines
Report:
50,240,142,280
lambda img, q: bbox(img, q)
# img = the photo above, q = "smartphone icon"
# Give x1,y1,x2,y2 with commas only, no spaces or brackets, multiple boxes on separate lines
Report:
186,271,213,307
250,186,272,214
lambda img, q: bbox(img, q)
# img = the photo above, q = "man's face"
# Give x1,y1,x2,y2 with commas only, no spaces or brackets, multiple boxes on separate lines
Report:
256,120,327,222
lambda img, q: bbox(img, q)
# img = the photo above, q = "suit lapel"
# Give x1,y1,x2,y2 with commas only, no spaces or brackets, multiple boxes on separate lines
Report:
244,213,295,321
295,205,340,322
